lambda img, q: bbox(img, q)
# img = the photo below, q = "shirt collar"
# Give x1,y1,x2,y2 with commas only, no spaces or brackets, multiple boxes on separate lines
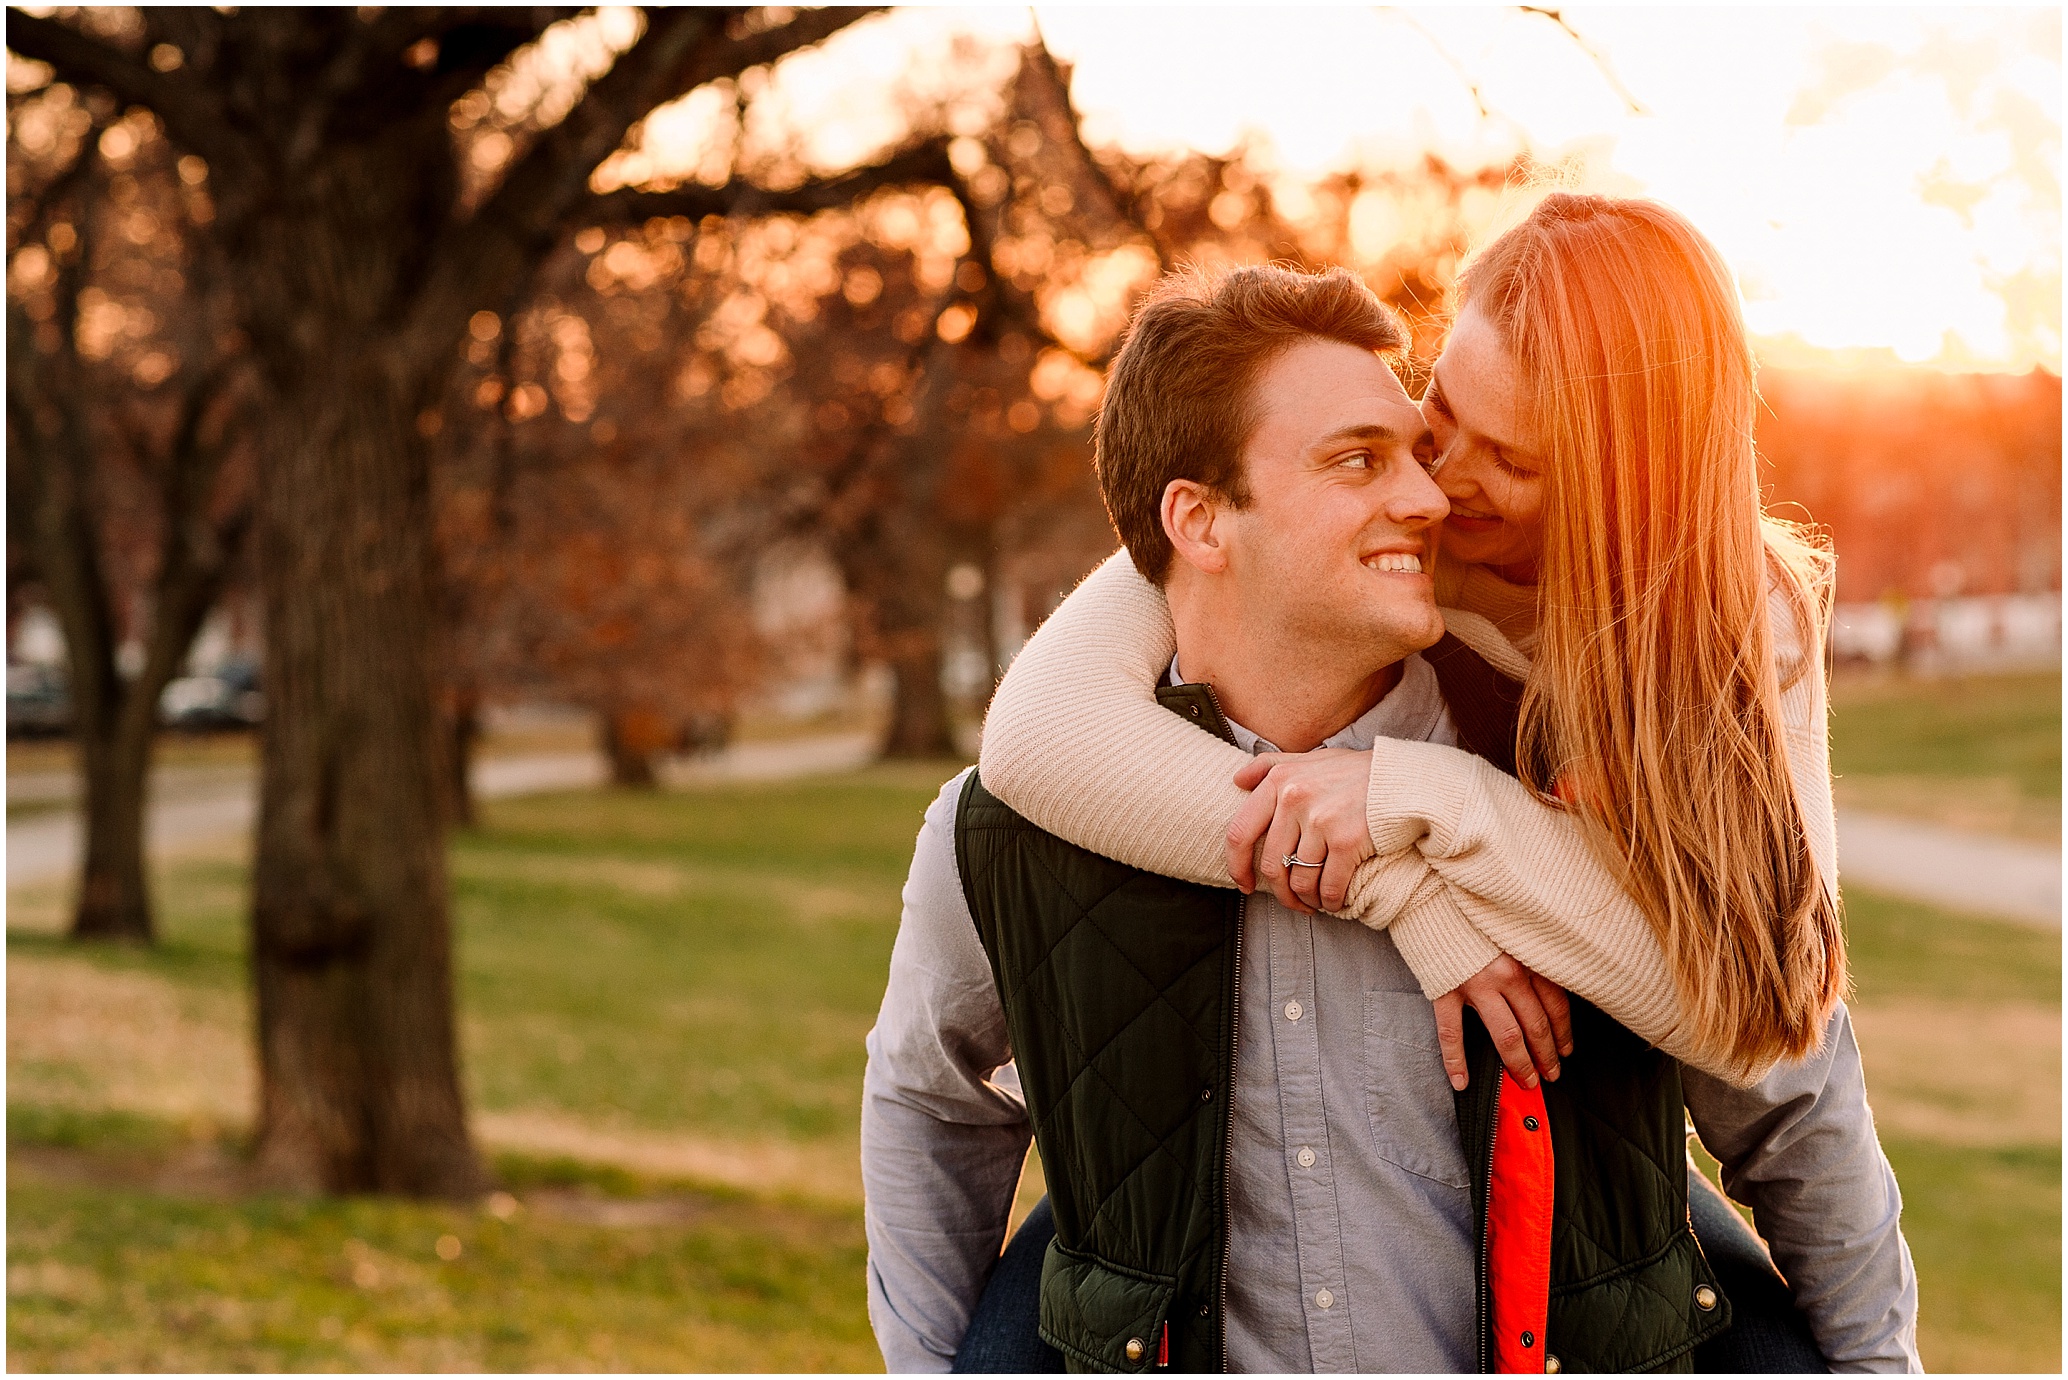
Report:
1166,652,1448,754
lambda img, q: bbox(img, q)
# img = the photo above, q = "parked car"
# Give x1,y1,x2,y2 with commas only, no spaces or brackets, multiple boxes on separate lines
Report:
6,663,71,738
158,659,263,731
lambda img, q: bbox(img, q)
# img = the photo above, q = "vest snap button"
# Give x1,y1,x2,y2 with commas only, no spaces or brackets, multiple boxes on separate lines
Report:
1199,1302,1211,1317
1695,1284,1719,1311
1523,1115,1540,1132
1200,1087,1212,1102
1125,1337,1146,1362
1546,1355,1562,1374
1521,1331,1534,1348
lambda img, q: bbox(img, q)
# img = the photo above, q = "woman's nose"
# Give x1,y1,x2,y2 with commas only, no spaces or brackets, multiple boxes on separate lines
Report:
1438,456,1478,502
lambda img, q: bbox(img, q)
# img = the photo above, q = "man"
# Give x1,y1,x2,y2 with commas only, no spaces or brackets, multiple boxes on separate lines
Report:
862,265,1916,1372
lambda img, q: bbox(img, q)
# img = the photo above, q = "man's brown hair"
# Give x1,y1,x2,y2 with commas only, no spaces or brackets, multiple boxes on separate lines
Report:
1093,263,1408,583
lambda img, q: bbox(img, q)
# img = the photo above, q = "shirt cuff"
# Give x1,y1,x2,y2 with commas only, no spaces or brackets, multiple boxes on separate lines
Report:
1390,888,1503,999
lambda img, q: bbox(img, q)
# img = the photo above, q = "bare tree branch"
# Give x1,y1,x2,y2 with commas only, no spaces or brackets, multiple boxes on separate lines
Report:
4,10,250,165
406,6,886,364
402,8,722,363
345,8,580,113
1020,30,1173,270
1381,9,1496,123
483,5,892,256
582,136,956,230
1519,7,1649,116
711,6,886,79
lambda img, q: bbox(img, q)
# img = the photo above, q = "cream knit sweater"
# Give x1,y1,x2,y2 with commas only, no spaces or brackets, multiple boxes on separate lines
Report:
977,551,1839,1084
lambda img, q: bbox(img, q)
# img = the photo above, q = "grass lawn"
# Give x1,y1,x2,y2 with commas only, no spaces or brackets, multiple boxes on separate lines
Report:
7,1149,873,1372
7,706,2061,1370
1829,669,2061,840
8,762,969,1372
6,732,259,778
1688,884,2060,1371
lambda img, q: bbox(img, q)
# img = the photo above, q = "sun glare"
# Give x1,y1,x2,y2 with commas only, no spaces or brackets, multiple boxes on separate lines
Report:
674,7,2058,375
1041,6,2061,374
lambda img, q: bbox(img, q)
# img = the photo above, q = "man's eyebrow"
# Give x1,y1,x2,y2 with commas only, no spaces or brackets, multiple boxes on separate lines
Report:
1313,423,1406,447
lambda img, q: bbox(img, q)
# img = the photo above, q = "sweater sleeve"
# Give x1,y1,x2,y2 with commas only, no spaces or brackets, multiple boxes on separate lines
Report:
977,549,1250,889
1367,584,1837,1085
967,550,1662,1026
977,550,1546,906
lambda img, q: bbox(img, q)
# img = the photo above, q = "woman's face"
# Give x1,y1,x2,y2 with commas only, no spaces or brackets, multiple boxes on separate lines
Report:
1422,306,1548,584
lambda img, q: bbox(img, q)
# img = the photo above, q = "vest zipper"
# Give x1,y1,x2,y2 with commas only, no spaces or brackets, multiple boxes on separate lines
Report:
1477,1073,1501,1373
1201,683,1231,744
1218,896,1242,1371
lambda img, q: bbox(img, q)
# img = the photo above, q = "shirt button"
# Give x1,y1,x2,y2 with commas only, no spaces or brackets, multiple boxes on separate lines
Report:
1315,1288,1334,1310
1284,1000,1303,1022
1296,1146,1316,1169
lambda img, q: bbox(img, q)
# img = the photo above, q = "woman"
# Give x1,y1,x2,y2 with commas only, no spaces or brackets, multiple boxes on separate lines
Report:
966,194,1865,1371
979,193,1845,1085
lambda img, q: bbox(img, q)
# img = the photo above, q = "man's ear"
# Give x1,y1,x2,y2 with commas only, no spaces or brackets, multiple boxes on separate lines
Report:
1161,479,1231,575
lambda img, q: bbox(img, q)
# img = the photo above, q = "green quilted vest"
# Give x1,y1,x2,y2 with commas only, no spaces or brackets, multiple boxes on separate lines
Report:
956,635,1730,1372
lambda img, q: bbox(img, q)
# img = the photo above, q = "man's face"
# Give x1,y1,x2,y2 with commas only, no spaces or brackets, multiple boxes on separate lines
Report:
1215,338,1449,669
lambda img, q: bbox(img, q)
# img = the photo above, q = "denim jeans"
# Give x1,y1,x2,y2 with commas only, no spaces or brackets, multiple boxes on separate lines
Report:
951,1196,1066,1373
1686,1166,1830,1373
952,1166,1827,1373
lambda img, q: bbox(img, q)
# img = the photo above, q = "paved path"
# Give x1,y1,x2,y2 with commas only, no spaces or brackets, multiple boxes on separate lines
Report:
10,741,2059,928
9,783,255,886
7,736,878,886
1835,809,2059,927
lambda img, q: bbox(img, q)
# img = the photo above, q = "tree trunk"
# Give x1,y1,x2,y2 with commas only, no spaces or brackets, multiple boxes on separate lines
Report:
839,334,965,760
444,687,479,829
19,330,158,942
12,169,249,944
244,206,481,1196
882,631,954,758
70,701,156,940
601,707,663,788
841,532,955,759
36,502,157,942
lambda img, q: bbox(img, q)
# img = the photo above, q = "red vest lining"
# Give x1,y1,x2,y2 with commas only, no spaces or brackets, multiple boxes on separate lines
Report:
1487,1070,1555,1373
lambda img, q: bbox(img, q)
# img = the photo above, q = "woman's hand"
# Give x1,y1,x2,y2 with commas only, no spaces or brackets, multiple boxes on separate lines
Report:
1231,747,1574,1085
1433,956,1574,1090
1228,748,1376,914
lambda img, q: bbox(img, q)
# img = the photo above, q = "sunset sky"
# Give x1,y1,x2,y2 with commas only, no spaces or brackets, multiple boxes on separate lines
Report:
749,6,2060,374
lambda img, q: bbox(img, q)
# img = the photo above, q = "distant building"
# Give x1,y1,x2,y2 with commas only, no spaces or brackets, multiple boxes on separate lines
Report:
1760,368,2061,602
1760,367,2061,670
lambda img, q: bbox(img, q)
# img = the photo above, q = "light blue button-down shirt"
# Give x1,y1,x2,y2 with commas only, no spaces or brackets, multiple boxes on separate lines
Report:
1190,654,1477,1371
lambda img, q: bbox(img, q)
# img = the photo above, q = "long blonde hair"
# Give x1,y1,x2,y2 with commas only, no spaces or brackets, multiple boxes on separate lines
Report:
1460,193,1845,1077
